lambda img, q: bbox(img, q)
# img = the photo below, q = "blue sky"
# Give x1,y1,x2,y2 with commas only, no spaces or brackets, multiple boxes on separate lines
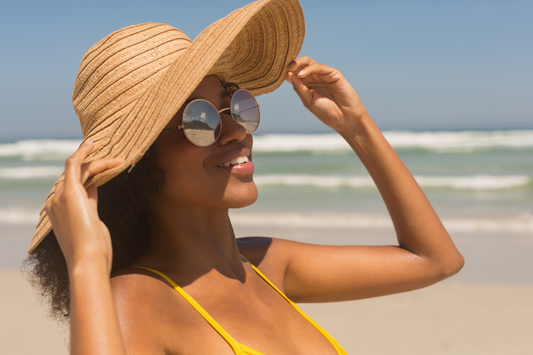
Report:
1,0,532,140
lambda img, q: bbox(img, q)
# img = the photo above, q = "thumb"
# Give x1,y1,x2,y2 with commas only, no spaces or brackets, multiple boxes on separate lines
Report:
287,72,312,108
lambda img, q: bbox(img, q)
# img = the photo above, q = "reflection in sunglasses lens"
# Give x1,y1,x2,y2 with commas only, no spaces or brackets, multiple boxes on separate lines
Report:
181,90,259,146
232,90,259,134
183,100,221,146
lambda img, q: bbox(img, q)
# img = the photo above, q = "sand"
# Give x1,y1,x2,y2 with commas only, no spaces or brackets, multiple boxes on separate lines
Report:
1,271,532,355
1,223,532,354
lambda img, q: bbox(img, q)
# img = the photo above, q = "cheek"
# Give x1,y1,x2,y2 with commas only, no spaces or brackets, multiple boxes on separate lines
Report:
161,150,210,197
154,138,208,200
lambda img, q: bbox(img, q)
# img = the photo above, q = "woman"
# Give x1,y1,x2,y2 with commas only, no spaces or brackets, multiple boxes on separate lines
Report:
24,0,464,354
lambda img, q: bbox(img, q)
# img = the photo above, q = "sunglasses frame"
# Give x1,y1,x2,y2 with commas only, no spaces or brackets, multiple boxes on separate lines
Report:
163,88,260,147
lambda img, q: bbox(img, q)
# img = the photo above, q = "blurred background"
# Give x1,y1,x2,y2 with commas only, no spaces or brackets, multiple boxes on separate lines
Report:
1,0,531,354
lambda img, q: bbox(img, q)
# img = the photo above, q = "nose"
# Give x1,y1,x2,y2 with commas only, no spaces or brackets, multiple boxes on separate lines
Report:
217,109,247,145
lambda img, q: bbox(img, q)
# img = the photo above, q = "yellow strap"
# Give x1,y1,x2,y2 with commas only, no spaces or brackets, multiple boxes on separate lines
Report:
240,256,348,355
134,267,246,355
135,258,347,355
240,343,267,355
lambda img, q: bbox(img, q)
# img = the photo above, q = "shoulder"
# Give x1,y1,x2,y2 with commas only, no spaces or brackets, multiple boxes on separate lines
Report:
237,237,307,292
110,269,176,352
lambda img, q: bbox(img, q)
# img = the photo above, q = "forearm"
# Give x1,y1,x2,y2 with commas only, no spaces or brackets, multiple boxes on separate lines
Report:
69,260,126,355
338,113,464,275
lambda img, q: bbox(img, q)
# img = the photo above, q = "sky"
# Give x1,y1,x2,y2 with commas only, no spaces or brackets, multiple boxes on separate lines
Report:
0,0,532,140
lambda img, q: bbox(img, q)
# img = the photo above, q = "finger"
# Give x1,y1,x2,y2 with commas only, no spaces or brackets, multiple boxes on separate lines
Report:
287,72,313,108
79,158,125,185
64,142,95,187
45,178,65,221
296,63,337,81
288,56,316,75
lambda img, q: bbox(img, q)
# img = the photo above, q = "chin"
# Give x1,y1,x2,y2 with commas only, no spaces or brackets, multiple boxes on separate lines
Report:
223,185,259,208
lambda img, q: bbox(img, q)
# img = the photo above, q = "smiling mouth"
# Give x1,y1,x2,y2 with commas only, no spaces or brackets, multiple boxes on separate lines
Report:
218,155,249,167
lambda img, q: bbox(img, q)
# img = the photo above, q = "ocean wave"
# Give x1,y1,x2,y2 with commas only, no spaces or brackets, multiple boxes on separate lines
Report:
229,212,533,234
2,131,532,160
0,139,81,161
3,207,531,234
254,174,530,190
252,130,533,153
0,166,64,179
0,207,40,224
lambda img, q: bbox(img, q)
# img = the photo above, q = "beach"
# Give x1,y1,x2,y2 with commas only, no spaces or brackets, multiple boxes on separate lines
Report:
1,224,532,355
1,132,532,354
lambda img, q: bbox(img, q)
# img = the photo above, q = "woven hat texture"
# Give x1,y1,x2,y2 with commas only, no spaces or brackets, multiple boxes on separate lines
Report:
28,0,305,253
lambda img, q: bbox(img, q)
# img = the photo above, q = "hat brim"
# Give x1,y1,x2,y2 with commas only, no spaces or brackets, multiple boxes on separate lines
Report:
28,0,305,253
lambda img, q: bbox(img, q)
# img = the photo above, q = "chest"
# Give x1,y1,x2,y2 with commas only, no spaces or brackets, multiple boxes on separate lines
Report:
156,275,340,355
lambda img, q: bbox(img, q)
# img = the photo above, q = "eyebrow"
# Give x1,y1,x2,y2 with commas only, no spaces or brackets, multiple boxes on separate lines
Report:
220,89,231,101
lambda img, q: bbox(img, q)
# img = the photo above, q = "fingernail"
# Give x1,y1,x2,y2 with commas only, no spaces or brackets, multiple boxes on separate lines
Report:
84,141,94,145
298,70,305,76
289,60,296,66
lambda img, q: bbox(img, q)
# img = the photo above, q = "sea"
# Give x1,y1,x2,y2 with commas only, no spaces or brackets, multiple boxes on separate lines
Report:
0,130,532,239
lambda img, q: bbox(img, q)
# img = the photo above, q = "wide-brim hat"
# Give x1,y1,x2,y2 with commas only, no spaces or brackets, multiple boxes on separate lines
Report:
28,0,305,253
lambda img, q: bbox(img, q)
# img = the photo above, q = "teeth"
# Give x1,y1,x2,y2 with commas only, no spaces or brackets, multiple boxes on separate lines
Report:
220,155,249,167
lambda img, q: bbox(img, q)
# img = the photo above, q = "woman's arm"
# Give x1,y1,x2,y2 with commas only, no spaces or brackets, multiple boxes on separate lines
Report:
273,57,464,302
45,142,127,354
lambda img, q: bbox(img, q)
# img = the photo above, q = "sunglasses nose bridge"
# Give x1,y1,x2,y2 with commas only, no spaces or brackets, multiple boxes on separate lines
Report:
217,108,247,145
217,107,231,117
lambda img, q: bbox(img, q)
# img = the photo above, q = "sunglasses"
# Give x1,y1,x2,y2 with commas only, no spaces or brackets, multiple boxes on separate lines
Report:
164,89,260,147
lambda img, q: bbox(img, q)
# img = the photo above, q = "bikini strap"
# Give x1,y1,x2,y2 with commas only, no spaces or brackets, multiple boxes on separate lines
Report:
133,266,245,355
239,256,348,355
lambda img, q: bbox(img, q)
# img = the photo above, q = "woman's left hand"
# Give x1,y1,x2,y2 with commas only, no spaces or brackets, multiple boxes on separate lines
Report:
287,56,368,132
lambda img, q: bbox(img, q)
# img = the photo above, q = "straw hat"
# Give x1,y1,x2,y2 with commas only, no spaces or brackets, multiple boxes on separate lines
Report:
28,0,305,253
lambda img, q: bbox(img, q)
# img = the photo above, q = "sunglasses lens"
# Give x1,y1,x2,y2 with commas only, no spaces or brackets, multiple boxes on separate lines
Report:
183,100,221,147
231,89,260,134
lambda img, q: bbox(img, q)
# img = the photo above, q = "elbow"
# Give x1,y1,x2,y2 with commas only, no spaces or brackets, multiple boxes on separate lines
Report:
446,253,465,278
435,251,465,281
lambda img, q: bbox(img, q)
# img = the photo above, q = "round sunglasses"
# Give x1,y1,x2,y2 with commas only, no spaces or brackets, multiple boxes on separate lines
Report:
164,89,260,147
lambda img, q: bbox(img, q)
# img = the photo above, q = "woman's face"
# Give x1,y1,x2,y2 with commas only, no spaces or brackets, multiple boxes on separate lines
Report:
152,75,258,210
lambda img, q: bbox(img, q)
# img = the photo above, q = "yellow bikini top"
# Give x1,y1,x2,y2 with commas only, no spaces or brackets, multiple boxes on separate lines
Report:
135,257,347,355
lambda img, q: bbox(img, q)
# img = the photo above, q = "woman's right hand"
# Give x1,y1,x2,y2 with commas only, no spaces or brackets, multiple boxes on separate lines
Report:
45,141,124,273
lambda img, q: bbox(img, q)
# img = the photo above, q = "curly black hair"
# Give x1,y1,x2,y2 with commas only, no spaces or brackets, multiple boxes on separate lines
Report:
22,145,165,324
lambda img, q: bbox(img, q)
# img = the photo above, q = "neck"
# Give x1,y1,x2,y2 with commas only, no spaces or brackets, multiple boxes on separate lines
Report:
137,199,246,285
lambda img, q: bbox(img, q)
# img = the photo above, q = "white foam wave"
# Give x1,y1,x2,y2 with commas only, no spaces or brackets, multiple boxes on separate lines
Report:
414,175,530,190
384,130,533,151
0,139,81,161
2,206,531,234
230,212,533,234
0,208,40,224
255,175,375,188
253,134,350,152
1,131,531,159
252,130,533,153
254,174,530,190
0,166,64,179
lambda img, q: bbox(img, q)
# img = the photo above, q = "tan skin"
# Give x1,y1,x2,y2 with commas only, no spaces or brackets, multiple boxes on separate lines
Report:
46,57,464,355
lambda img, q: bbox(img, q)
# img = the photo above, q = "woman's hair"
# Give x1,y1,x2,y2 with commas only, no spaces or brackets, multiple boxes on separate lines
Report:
22,145,165,325
22,79,239,325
